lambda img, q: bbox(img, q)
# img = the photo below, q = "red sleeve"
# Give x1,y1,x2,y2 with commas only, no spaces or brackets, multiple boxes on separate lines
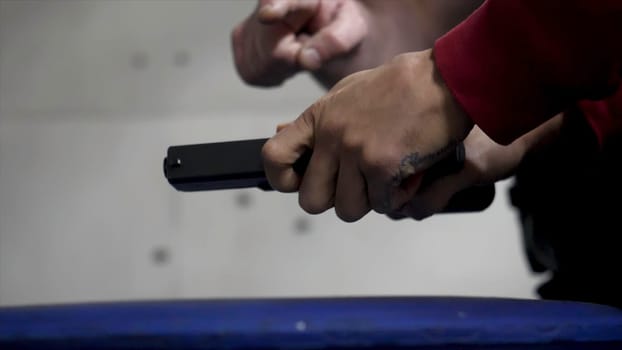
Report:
579,87,622,148
434,0,622,145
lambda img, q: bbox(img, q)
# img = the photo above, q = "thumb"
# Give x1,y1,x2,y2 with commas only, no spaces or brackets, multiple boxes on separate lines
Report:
262,108,316,192
298,1,367,70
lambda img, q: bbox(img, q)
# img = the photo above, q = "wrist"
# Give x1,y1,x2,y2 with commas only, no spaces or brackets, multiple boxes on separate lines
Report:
421,48,474,142
388,48,474,153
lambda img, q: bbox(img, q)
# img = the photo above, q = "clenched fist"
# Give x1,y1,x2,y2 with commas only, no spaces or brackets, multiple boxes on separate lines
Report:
262,49,474,222
231,0,367,86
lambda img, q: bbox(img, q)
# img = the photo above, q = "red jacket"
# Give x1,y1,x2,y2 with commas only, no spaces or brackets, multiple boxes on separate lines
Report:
434,0,622,146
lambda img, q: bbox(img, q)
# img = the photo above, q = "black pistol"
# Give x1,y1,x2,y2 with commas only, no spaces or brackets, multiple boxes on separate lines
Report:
163,138,495,213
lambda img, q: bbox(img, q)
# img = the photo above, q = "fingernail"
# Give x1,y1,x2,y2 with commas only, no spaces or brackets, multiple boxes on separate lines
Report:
300,48,321,70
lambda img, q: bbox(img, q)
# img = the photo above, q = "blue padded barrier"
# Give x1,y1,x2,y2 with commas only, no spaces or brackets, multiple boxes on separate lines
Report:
1,296,621,349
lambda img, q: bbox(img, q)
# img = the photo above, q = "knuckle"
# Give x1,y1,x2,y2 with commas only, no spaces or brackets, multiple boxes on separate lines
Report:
361,146,399,179
368,195,389,215
386,211,406,221
299,195,331,215
362,154,405,215
243,55,288,86
319,118,343,139
261,138,282,165
270,47,293,63
324,31,350,54
231,26,297,86
341,132,363,153
301,105,317,128
411,211,429,221
360,146,380,170
239,68,259,85
405,201,432,221
335,206,364,223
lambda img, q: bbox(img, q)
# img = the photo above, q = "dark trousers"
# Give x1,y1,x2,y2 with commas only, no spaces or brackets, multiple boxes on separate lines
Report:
510,111,622,308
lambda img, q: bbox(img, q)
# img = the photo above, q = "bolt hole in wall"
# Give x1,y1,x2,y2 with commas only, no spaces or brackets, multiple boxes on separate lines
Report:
0,0,545,307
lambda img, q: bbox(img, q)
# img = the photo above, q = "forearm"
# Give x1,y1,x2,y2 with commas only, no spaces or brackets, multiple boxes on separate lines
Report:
312,0,483,89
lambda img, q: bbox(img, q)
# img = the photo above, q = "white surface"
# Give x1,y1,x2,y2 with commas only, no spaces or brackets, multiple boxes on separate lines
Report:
0,0,544,306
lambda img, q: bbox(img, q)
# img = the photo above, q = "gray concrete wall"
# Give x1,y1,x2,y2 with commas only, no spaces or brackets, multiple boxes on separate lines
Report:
0,0,543,306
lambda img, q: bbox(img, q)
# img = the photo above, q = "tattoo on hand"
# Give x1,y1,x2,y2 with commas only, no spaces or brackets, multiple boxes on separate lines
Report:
381,142,457,212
